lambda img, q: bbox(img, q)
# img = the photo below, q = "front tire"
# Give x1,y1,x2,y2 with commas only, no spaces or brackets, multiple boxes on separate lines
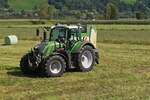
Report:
77,45,95,72
45,55,66,77
20,54,34,74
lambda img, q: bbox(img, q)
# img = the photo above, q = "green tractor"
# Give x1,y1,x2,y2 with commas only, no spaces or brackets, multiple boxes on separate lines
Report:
20,24,99,77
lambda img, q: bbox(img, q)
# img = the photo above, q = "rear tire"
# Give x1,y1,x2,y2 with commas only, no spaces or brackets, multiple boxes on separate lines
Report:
77,45,95,72
45,55,66,77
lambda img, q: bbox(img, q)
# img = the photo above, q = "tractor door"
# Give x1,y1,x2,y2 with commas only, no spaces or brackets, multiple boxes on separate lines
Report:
67,28,80,50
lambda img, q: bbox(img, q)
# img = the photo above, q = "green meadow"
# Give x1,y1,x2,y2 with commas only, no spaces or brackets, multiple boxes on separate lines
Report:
8,0,47,11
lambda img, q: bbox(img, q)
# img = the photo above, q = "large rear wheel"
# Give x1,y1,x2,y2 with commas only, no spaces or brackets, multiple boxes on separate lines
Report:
77,45,95,72
45,55,66,77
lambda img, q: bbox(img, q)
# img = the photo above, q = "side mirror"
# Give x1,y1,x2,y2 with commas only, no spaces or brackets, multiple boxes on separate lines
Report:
36,28,40,36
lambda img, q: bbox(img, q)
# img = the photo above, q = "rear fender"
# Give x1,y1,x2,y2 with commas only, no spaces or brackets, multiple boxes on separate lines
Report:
76,42,99,64
77,42,96,53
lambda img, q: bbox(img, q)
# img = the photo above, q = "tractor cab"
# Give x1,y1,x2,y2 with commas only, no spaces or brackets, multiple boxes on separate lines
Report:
49,24,86,49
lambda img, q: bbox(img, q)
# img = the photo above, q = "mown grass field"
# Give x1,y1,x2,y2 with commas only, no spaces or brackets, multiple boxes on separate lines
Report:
0,24,150,100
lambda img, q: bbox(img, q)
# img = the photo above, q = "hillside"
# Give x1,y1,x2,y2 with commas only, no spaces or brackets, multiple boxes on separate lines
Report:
8,0,146,10
8,0,47,11
0,0,149,19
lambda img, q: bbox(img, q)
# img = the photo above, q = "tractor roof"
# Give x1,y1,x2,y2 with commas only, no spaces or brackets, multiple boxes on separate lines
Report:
51,24,82,29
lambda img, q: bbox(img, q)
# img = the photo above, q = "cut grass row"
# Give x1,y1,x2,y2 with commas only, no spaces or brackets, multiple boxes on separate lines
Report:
0,19,150,26
0,27,150,45
96,24,150,30
0,24,150,30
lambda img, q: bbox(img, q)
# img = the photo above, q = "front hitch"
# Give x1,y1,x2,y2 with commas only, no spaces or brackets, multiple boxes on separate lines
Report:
27,49,42,68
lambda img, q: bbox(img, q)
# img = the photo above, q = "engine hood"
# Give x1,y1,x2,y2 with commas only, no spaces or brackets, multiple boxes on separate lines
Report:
34,41,62,57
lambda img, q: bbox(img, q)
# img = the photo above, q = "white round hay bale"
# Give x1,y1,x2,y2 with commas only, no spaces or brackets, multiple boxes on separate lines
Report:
5,35,18,45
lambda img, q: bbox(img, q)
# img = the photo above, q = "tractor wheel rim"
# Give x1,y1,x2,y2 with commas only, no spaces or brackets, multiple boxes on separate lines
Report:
81,50,93,68
49,60,62,74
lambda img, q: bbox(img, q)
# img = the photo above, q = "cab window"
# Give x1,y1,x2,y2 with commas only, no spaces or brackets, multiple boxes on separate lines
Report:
50,28,67,41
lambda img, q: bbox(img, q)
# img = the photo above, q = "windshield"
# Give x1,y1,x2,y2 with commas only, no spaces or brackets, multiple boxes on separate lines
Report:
50,27,84,42
68,28,79,41
50,27,67,41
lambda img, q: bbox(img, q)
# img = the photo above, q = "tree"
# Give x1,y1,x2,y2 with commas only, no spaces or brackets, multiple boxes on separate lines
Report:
49,5,58,19
105,3,111,20
4,0,9,8
39,3,50,19
105,3,118,20
21,10,25,16
136,11,145,20
0,0,9,8
86,12,95,19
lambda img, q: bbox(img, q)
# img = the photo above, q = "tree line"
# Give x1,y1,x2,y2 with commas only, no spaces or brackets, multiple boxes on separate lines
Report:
0,0,149,19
